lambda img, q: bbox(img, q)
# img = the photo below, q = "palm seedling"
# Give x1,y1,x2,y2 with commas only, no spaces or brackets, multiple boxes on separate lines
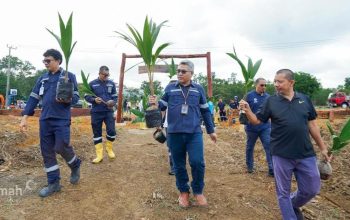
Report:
80,70,114,107
226,45,262,124
318,118,350,179
46,12,77,102
115,16,171,128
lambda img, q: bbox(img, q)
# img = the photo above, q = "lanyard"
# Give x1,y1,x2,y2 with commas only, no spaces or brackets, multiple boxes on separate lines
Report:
179,85,190,104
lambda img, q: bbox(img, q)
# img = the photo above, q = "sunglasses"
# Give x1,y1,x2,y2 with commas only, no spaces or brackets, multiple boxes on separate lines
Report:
259,84,267,87
42,59,54,64
177,69,190,74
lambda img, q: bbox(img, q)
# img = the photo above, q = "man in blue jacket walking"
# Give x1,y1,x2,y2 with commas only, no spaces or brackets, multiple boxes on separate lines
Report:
20,49,81,197
84,66,117,163
149,60,217,208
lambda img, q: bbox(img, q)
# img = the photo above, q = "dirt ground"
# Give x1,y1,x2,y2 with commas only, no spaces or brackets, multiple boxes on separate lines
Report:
0,115,349,220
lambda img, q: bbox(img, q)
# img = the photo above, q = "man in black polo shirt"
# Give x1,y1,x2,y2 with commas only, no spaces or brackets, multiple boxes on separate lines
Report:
239,69,331,220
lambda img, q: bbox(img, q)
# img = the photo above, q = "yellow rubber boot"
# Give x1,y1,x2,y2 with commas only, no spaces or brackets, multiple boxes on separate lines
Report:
105,140,116,159
92,143,104,164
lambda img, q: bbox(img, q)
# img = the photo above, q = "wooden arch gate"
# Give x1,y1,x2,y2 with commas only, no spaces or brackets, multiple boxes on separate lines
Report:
116,52,213,123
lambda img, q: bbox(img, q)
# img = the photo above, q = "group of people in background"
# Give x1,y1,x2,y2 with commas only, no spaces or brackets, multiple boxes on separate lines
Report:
18,48,331,219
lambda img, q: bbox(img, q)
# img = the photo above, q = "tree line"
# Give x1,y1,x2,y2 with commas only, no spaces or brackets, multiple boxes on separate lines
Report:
1,55,349,106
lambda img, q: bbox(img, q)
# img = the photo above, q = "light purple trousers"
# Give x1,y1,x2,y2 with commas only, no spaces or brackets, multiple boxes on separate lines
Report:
272,155,321,220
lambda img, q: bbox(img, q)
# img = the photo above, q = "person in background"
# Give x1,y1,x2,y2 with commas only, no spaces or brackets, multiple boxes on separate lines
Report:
218,98,227,121
207,97,215,127
84,66,118,164
244,78,273,176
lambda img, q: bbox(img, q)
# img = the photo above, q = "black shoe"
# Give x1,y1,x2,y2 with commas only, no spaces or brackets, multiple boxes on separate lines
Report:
247,168,254,173
70,166,80,184
293,207,304,220
268,169,274,177
39,181,61,197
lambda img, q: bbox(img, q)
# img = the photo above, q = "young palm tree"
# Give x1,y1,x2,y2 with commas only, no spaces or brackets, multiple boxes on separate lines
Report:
46,12,77,101
116,16,171,128
319,118,350,179
226,46,262,124
115,16,171,96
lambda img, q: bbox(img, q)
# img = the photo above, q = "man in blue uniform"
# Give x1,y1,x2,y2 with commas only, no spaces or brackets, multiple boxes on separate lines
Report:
245,78,273,176
240,69,331,220
149,60,217,208
84,66,117,163
218,98,227,121
20,49,81,197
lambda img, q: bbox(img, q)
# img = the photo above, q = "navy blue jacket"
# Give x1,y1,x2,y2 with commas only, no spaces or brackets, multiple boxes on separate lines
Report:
218,101,226,111
158,81,214,134
84,78,117,112
245,90,271,131
22,68,79,120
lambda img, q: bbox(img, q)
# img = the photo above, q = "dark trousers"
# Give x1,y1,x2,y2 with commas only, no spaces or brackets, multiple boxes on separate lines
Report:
219,110,227,121
245,127,273,171
91,111,116,144
273,156,320,220
40,119,80,184
167,133,205,194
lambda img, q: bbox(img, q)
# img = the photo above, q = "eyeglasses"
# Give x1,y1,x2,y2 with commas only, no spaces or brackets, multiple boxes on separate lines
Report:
259,84,267,87
100,72,110,77
42,59,54,64
177,69,190,74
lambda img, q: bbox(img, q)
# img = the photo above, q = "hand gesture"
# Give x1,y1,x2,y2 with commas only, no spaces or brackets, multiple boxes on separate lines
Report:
19,116,28,132
239,100,250,112
209,133,217,143
148,95,158,106
95,97,103,104
56,98,72,103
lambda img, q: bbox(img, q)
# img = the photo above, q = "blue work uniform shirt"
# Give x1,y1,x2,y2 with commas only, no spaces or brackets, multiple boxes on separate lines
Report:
22,68,79,120
84,78,117,113
218,101,225,111
158,81,214,134
245,90,271,131
256,92,317,159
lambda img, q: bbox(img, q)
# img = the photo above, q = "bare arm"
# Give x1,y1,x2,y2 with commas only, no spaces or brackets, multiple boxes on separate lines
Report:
308,119,331,162
238,100,262,125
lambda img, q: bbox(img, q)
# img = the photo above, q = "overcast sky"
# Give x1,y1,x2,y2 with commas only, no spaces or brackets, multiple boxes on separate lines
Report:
1,0,349,89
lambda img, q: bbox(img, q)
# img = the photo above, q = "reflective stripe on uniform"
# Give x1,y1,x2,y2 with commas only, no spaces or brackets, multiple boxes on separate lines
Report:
30,92,40,100
106,134,116,139
160,99,168,107
67,155,76,164
93,137,102,141
200,103,209,108
45,164,59,173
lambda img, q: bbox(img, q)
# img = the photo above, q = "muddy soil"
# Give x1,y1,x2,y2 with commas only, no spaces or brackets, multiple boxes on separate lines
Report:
0,115,349,220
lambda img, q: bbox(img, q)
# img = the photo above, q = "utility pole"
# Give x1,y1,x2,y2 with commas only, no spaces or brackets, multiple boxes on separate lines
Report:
5,44,17,108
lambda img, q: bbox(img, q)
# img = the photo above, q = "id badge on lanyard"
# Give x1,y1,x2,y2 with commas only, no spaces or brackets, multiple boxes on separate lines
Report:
180,85,190,115
181,104,188,115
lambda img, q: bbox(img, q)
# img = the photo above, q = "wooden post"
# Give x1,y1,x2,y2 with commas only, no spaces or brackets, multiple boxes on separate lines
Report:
206,52,212,97
116,53,126,123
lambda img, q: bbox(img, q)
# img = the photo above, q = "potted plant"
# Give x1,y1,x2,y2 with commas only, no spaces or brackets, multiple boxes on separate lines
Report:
115,16,171,128
318,118,350,180
46,12,77,102
226,46,262,124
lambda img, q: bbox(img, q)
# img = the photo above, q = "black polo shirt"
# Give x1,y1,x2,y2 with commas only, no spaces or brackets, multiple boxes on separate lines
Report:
256,92,317,159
